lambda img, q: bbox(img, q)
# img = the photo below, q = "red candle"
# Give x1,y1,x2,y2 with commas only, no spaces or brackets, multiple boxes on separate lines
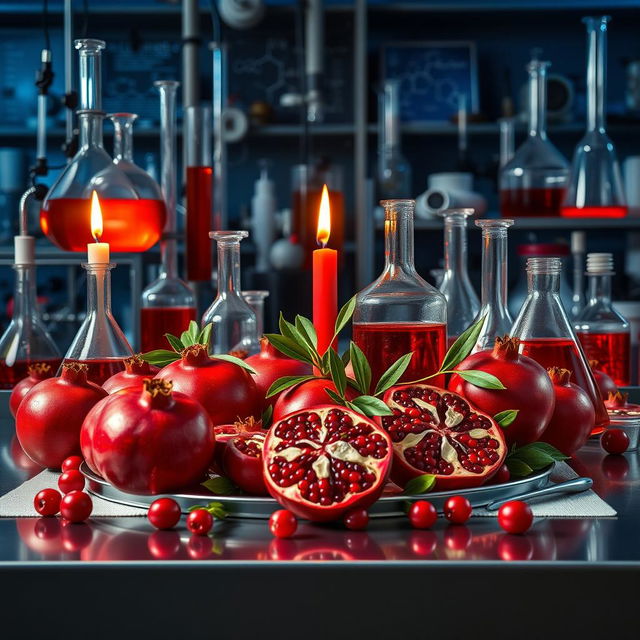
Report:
313,184,338,358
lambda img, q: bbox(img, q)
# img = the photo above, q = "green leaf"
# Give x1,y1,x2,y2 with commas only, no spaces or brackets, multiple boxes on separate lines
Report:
374,352,413,396
512,442,569,463
440,315,486,373
181,329,196,347
279,312,296,341
506,458,534,477
261,404,273,429
453,369,505,390
328,348,347,397
188,320,200,341
212,354,258,375
403,474,436,495
202,477,237,495
295,315,318,349
341,348,351,369
334,295,356,337
164,333,184,353
265,334,314,366
494,409,519,428
350,395,393,417
190,500,230,519
197,323,212,347
325,387,347,406
505,441,568,477
349,341,372,395
141,349,181,367
265,375,316,399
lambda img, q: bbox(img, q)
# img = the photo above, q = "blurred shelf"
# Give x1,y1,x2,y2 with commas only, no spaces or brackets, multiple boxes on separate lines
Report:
390,217,640,231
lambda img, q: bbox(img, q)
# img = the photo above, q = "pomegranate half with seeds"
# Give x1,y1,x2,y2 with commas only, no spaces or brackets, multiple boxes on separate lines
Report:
263,406,392,522
223,432,268,496
380,384,507,490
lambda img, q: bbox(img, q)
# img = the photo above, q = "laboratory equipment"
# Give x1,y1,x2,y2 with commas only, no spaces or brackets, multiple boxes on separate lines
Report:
251,161,276,273
416,173,487,219
242,290,269,356
571,231,587,318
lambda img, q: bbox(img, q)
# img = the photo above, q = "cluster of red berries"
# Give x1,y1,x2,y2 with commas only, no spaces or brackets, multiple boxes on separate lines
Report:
147,497,214,537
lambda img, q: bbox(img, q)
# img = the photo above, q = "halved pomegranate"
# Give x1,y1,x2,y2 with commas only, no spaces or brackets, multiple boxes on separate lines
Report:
380,384,507,490
604,391,640,417
211,417,262,475
223,432,268,496
263,406,392,522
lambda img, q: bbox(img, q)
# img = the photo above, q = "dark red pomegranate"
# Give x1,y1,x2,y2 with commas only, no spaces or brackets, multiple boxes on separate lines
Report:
155,344,260,426
542,367,595,456
212,417,262,475
80,379,214,495
263,405,392,522
604,391,640,417
589,360,618,400
16,363,107,469
245,338,312,409
223,432,268,496
102,354,159,394
9,362,55,418
449,336,555,446
380,384,507,489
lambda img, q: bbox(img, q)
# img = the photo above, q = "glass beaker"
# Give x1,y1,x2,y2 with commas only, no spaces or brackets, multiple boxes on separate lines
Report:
562,16,627,218
472,219,514,352
40,39,166,252
242,290,269,356
511,256,609,434
575,253,630,386
202,231,257,355
438,208,480,346
353,199,447,389
499,60,569,217
140,81,196,353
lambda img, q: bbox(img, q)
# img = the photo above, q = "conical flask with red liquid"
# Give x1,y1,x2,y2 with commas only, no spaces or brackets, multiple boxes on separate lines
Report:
353,199,447,389
510,256,609,434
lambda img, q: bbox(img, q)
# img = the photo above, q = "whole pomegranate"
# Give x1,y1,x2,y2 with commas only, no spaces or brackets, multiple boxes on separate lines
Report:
245,338,312,409
80,379,214,495
542,367,595,456
448,336,555,446
380,384,506,489
155,344,260,426
16,363,107,469
589,360,618,399
102,354,159,394
10,362,55,418
263,405,392,522
604,392,640,417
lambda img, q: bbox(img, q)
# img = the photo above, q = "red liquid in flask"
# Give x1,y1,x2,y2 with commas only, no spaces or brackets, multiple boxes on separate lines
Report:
518,337,609,433
352,322,447,390
0,358,62,390
62,358,125,386
186,166,214,281
140,307,197,353
40,198,166,252
500,187,566,217
561,206,627,219
576,331,631,387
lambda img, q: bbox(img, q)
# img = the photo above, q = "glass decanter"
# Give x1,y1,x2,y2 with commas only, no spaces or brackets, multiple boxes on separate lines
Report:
140,81,196,353
562,16,627,218
438,208,480,346
242,290,269,356
575,253,630,387
202,231,257,355
510,256,609,434
40,39,166,252
353,199,447,389
500,59,569,217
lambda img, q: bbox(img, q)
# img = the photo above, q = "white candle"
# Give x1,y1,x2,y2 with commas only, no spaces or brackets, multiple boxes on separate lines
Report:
87,191,110,263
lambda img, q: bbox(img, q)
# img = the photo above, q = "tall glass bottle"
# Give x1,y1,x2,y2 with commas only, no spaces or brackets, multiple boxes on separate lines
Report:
562,16,627,218
353,199,447,389
575,253,630,386
140,81,197,353
511,256,609,434
438,208,479,346
472,219,514,352
570,231,587,319
242,290,269,356
500,60,569,217
202,231,257,355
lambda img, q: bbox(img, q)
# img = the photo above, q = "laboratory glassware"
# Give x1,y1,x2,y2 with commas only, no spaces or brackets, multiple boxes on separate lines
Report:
242,290,269,356
571,231,587,319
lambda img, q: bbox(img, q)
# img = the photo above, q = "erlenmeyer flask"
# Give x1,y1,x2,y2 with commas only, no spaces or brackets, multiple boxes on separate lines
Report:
511,256,609,434
242,290,269,356
438,208,479,346
562,16,627,218
40,39,166,252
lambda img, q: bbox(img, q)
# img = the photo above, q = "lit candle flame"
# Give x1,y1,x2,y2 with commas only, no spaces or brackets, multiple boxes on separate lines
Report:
90,191,103,242
316,184,331,248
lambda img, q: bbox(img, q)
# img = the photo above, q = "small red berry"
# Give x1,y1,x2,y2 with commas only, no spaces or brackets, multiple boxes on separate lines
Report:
443,495,472,524
494,463,511,484
269,509,297,539
34,488,61,516
60,490,93,523
61,456,83,472
187,509,214,536
147,498,181,530
601,429,629,455
343,508,369,531
58,469,85,494
497,500,533,534
408,500,437,529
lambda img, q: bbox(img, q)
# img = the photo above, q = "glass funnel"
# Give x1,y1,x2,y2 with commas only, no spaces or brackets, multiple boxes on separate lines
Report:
500,60,569,217
202,231,257,356
353,199,447,389
562,16,627,218
575,253,630,387
510,256,609,434
438,208,480,346
140,81,196,353
40,39,166,252
242,290,269,356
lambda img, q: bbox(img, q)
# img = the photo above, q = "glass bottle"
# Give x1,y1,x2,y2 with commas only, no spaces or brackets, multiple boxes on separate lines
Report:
511,256,609,434
140,81,196,353
40,39,166,252
575,253,630,387
500,60,569,217
242,290,269,356
202,231,257,355
438,208,480,346
353,199,447,389
472,219,514,352
571,231,587,318
562,16,627,218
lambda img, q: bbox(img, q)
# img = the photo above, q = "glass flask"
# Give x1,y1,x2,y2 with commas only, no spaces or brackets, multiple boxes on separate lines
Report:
353,199,447,389
438,208,480,346
511,256,609,434
40,39,166,252
140,81,196,353
472,219,514,353
570,231,587,319
499,60,569,217
575,253,630,387
242,290,269,356
562,16,627,218
202,231,257,355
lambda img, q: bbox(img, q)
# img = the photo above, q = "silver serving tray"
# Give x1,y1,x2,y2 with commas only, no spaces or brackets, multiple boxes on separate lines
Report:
81,462,554,519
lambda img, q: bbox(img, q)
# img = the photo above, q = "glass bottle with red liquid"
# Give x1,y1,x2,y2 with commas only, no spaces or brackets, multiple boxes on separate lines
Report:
353,199,447,389
575,253,630,386
510,256,609,434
